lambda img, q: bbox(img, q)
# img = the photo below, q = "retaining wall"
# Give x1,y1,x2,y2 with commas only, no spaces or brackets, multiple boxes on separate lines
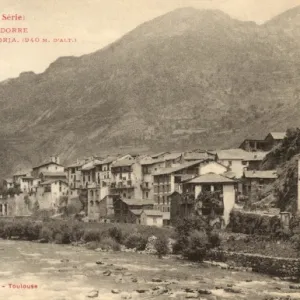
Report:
207,250,300,277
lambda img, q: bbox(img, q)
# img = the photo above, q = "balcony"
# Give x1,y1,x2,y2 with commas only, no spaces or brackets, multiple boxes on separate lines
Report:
110,181,134,191
87,182,100,189
140,182,151,190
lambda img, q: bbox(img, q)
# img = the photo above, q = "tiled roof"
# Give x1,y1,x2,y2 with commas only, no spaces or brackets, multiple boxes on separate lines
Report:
4,178,13,183
122,198,154,206
151,152,169,159
153,160,203,176
33,161,63,169
13,169,32,176
216,149,249,160
40,179,68,185
111,159,135,168
183,152,210,160
164,152,182,161
243,152,269,161
244,170,277,179
81,160,102,171
267,132,286,140
41,171,66,177
139,158,165,166
130,209,143,216
142,210,163,216
186,173,235,184
66,161,86,168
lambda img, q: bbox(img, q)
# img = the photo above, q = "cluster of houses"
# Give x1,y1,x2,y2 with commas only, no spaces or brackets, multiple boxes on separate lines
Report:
0,132,286,227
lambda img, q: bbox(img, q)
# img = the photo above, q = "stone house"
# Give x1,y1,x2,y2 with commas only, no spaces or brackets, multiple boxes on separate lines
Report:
243,170,277,198
182,173,236,225
140,210,163,227
113,198,154,224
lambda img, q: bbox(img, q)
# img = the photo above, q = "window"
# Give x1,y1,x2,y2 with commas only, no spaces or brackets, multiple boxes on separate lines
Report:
157,196,160,205
153,217,157,224
145,192,149,198
123,193,126,198
119,174,122,180
228,161,232,166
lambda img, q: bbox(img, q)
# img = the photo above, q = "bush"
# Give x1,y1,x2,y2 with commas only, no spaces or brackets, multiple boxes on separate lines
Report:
155,235,169,258
99,237,121,251
208,230,221,249
39,226,53,242
183,230,209,262
108,226,123,243
83,229,101,243
124,232,147,251
174,216,208,253
23,221,42,240
71,223,84,242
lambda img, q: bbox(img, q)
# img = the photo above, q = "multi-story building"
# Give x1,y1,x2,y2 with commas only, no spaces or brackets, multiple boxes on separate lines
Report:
140,158,166,200
36,179,68,210
215,149,249,178
66,160,86,202
32,156,64,178
85,157,117,222
110,157,143,200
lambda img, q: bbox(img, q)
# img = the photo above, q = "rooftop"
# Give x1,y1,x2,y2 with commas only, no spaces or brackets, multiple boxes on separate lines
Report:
111,158,135,168
244,170,277,179
33,161,63,170
243,152,269,161
186,173,236,184
81,160,102,171
266,132,286,140
40,171,66,177
164,152,182,161
153,160,203,176
150,152,169,159
130,209,143,216
139,158,165,166
216,148,250,160
142,210,163,217
40,179,68,185
183,152,210,161
122,198,154,206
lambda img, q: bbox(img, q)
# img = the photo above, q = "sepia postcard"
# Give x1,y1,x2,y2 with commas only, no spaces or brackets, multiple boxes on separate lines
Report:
1,0,300,299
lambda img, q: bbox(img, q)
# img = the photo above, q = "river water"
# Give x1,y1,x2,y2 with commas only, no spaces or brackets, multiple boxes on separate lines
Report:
0,239,299,300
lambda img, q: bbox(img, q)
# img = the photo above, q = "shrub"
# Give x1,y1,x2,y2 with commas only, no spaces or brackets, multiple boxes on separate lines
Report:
83,229,101,242
183,230,209,262
39,226,53,242
23,222,42,240
124,232,147,251
208,230,221,249
71,223,85,242
154,235,169,258
108,226,123,243
174,216,208,253
98,237,120,251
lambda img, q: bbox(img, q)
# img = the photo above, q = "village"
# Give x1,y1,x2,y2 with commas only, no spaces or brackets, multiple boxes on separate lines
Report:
0,131,289,228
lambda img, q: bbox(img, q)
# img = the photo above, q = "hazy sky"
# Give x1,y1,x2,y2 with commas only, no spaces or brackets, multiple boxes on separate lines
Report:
0,0,299,81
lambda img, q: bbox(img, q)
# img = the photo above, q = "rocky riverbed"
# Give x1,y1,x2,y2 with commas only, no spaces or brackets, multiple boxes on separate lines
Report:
0,239,299,300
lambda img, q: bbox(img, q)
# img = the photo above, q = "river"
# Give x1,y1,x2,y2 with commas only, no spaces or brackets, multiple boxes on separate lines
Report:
0,239,299,300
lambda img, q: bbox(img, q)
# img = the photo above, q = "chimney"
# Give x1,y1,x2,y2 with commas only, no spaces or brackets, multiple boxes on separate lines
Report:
50,156,60,164
298,159,300,212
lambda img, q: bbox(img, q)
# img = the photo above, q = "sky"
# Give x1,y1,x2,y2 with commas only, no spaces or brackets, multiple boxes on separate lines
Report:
0,0,299,81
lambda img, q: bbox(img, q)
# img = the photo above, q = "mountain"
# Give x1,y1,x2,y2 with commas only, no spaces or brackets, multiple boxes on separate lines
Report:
1,7,300,177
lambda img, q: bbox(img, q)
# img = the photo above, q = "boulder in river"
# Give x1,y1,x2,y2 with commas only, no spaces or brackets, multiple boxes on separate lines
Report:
103,270,112,276
111,289,120,294
87,290,99,298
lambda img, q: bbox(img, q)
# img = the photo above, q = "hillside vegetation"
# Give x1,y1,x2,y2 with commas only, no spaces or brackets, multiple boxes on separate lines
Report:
1,7,300,177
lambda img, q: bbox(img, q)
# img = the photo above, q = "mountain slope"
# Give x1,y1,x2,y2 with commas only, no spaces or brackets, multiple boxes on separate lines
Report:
0,7,300,177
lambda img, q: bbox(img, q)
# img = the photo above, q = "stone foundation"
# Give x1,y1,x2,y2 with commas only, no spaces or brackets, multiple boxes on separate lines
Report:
207,250,300,277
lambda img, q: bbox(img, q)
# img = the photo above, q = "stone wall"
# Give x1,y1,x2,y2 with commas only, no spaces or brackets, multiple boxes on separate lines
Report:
207,250,300,277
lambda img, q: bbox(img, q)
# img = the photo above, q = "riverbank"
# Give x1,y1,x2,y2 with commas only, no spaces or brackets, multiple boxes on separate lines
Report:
2,239,300,300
